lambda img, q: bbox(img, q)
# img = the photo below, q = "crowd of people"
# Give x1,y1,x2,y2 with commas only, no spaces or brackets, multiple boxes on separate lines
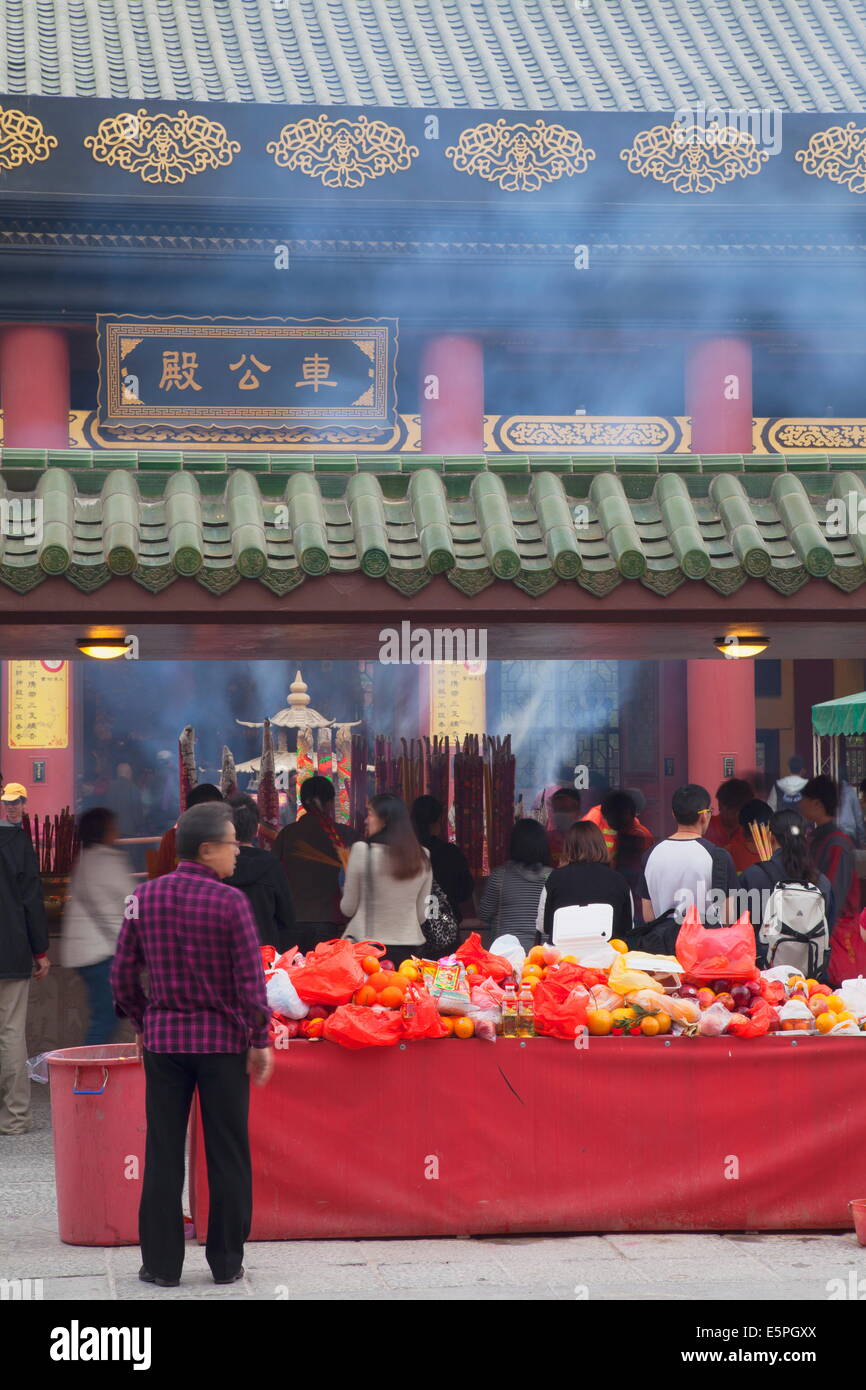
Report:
1,759,865,1282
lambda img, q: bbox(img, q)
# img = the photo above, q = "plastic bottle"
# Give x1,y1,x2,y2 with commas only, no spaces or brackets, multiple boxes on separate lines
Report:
518,985,535,1038
501,985,519,1038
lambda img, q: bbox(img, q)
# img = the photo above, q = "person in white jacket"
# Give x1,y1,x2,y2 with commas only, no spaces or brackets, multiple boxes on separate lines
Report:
340,793,432,964
61,808,134,1046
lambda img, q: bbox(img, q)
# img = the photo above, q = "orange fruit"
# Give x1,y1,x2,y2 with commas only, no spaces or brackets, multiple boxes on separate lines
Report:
816,1011,836,1034
805,978,821,994
835,1010,856,1023
454,1017,475,1039
655,1012,671,1034
378,986,405,1009
361,955,381,975
561,954,578,964
465,963,479,976
528,946,547,965
788,977,807,993
825,995,845,1014
382,970,406,990
640,1015,661,1036
398,963,421,982
522,964,544,979
353,985,377,1007
367,971,390,992
586,1008,613,1036
610,939,628,954
440,1016,456,1036
610,1006,638,1026
520,976,539,991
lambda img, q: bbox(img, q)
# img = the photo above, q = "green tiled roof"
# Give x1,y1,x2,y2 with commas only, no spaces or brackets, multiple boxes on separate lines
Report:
2,0,864,111
2,460,865,600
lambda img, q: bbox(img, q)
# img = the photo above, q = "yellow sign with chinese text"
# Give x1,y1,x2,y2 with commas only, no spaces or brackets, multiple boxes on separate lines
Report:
428,662,486,741
7,661,69,749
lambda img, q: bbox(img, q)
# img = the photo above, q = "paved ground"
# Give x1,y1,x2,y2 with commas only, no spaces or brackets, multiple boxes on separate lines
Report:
2,1086,864,1301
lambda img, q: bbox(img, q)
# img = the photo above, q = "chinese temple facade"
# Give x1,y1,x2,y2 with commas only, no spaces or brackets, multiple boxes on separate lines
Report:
1,0,866,829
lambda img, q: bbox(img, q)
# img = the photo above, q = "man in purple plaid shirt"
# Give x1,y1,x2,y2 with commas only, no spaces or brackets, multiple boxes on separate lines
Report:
112,801,272,1287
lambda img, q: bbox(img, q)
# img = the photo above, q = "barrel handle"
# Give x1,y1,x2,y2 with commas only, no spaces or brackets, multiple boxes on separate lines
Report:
72,1066,109,1095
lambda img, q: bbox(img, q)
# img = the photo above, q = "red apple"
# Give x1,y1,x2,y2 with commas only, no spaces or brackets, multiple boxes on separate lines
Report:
697,988,716,1010
678,985,699,999
731,985,752,1008
745,978,762,996
380,959,395,972
712,979,731,995
715,992,736,1011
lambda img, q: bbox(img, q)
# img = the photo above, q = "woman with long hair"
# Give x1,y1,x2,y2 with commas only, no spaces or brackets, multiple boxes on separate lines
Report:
478,818,552,951
60,807,135,1045
410,794,474,921
739,809,835,964
340,793,432,963
537,820,633,944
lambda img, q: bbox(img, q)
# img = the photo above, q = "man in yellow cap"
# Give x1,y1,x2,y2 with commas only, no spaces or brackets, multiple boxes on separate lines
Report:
0,782,49,1135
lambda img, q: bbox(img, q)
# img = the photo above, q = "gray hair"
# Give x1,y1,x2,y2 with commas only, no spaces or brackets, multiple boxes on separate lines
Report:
176,802,233,861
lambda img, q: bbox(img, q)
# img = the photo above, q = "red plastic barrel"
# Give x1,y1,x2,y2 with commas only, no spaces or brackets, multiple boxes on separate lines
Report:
47,1044,145,1245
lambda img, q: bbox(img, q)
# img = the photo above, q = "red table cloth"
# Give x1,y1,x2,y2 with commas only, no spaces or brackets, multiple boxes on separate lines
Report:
190,1035,865,1239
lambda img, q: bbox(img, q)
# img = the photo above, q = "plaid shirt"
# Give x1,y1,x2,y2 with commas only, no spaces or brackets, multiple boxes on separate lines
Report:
111,861,270,1053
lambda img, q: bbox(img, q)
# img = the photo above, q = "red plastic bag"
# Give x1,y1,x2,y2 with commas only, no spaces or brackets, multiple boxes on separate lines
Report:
292,939,366,1006
347,940,385,966
323,1004,405,1049
401,990,448,1041
728,998,775,1038
759,977,786,1005
534,977,591,1040
675,906,756,983
455,932,513,983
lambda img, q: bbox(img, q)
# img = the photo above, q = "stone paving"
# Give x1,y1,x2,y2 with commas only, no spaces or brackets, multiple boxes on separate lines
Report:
2,1087,864,1301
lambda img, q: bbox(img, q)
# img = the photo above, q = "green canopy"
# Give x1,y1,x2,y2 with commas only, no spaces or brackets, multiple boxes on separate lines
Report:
812,692,866,737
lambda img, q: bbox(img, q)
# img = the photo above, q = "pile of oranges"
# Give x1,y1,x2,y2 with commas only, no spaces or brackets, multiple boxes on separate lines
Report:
353,956,421,1010
787,977,859,1033
585,1004,672,1036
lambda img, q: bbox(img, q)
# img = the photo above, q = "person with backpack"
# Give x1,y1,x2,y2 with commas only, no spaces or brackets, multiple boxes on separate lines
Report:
768,755,808,812
800,775,858,908
739,810,834,974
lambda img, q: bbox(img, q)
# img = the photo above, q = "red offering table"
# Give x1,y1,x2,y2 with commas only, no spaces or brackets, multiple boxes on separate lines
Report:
190,1036,866,1240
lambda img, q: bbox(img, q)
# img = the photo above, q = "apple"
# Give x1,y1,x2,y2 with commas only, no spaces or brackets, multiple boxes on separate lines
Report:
697,988,716,1010
745,978,762,996
715,992,736,1011
712,979,731,995
305,1004,329,1021
380,959,395,972
678,984,699,999
542,945,561,965
731,985,752,1008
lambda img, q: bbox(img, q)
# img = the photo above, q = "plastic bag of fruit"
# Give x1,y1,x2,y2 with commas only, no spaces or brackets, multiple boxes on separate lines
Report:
727,998,776,1037
534,978,590,1039
626,988,701,1025
607,952,660,995
401,989,449,1041
323,1003,405,1049
455,932,513,983
826,1015,862,1036
489,934,526,976
698,1001,732,1036
837,977,866,1023
778,997,813,1031
465,1005,499,1042
470,979,505,1010
292,939,367,1006
675,906,756,983
589,983,622,1012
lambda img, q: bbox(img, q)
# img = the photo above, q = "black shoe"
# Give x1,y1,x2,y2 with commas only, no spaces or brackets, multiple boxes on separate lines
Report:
139,1265,180,1288
213,1265,244,1285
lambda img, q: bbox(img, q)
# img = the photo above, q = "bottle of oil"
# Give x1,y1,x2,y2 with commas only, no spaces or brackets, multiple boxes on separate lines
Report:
518,985,535,1038
501,984,519,1038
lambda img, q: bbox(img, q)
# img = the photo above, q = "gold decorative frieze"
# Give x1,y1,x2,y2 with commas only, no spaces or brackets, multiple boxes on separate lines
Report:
84,109,239,184
445,118,594,191
495,416,681,453
267,114,418,187
0,105,57,169
621,121,768,194
764,419,866,452
795,123,866,194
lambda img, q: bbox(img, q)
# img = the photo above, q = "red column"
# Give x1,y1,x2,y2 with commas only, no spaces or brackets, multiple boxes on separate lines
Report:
420,335,484,453
686,336,756,798
687,660,757,797
685,336,753,455
0,325,70,447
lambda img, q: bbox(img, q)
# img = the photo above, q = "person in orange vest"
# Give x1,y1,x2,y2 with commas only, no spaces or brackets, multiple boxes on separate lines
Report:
583,791,654,864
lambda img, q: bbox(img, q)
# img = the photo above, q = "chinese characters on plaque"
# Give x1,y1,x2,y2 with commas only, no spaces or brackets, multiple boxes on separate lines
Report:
7,661,69,750
97,316,397,440
428,662,486,742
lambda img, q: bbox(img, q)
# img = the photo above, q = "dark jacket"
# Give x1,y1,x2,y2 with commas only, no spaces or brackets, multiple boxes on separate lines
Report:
542,861,633,942
0,822,48,979
272,812,358,925
422,835,474,922
226,844,296,953
809,821,858,928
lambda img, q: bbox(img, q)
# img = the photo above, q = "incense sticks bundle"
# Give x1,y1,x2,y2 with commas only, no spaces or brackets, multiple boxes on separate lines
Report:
23,807,78,876
749,819,773,861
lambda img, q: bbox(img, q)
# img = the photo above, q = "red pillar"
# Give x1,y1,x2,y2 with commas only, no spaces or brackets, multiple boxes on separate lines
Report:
0,325,70,447
686,336,756,799
685,336,753,455
420,335,484,454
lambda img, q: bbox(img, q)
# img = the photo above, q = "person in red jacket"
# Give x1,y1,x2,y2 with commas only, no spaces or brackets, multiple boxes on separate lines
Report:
150,782,224,877
801,776,861,985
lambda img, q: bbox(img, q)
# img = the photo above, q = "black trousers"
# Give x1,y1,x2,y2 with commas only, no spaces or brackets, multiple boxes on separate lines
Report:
294,921,341,954
140,1049,251,1283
